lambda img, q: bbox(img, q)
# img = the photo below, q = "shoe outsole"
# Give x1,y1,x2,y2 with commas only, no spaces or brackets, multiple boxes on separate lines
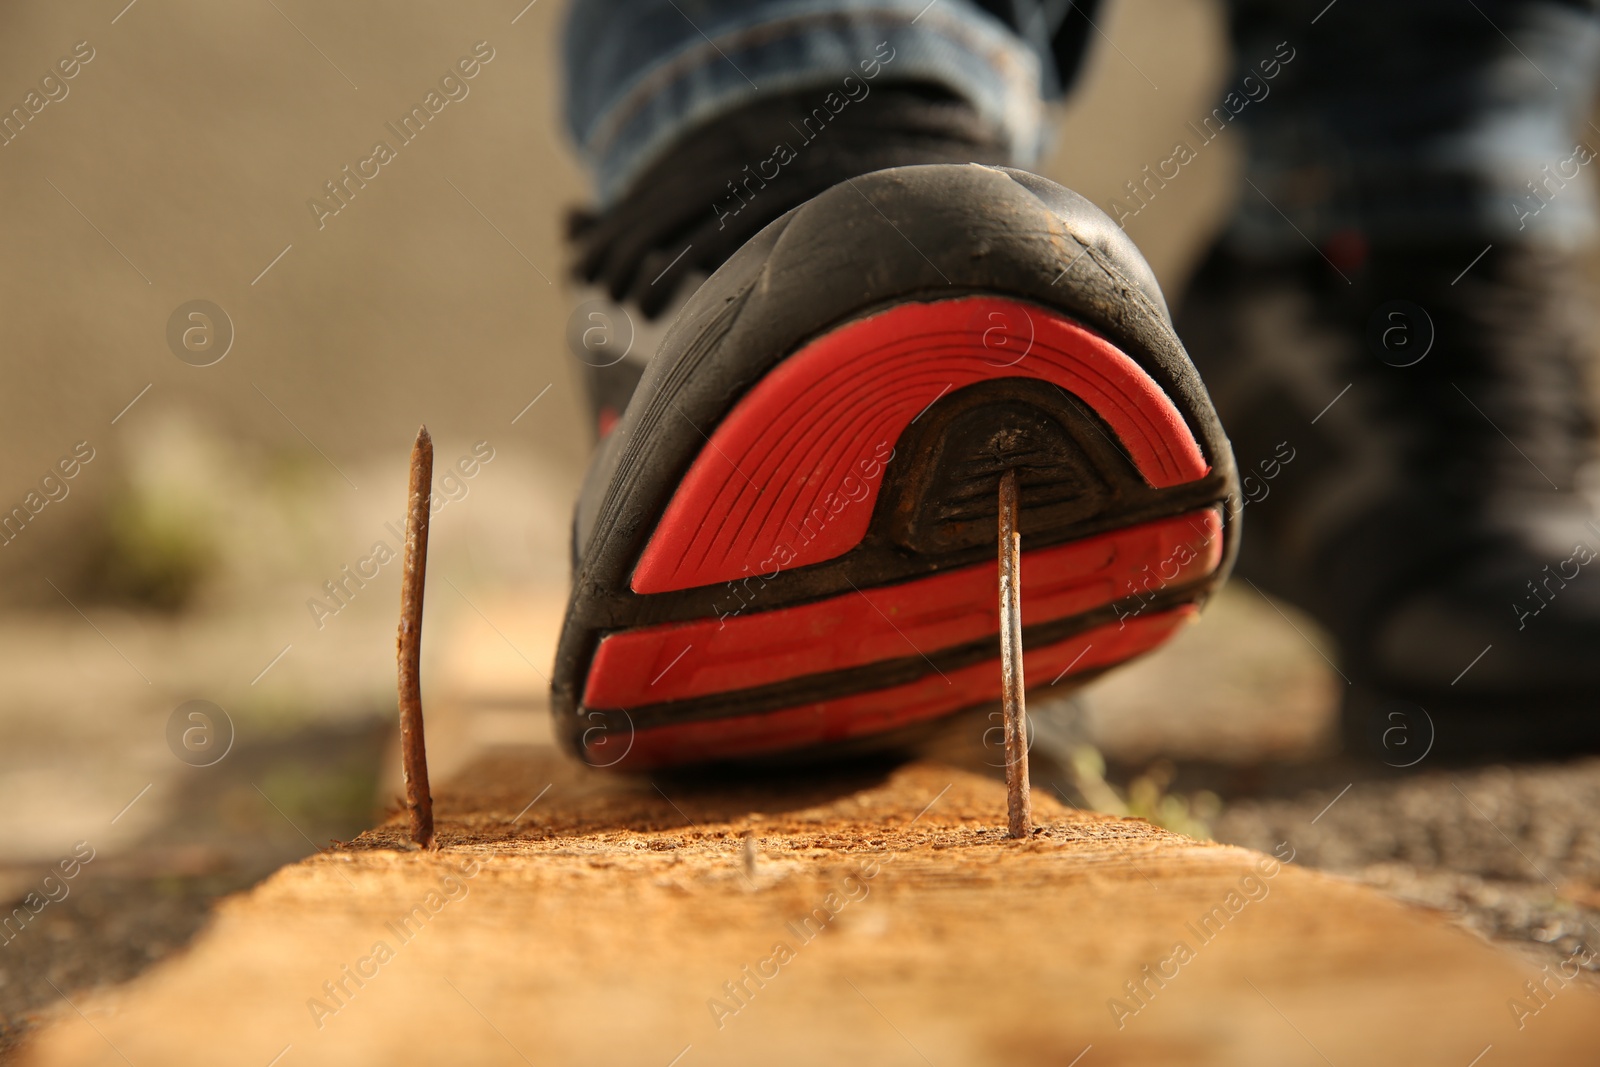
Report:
554,165,1240,770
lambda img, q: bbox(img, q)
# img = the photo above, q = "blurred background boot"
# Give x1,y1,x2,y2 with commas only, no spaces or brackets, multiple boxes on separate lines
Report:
1180,241,1600,757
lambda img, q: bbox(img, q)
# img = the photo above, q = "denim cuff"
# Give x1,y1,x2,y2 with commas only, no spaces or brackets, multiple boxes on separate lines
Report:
564,0,1042,205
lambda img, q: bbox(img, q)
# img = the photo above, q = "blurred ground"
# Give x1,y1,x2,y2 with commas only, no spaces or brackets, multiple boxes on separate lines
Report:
1,0,1597,1060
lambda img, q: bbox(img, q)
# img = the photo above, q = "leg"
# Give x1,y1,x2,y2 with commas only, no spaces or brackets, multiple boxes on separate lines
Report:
1183,0,1600,755
561,0,1053,431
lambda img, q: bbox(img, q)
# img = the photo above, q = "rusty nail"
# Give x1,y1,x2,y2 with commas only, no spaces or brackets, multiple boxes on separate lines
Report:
998,468,1031,839
398,425,437,850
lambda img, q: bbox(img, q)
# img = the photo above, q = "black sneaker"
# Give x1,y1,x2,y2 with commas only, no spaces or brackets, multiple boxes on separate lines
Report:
1180,241,1600,759
551,162,1239,770
564,84,1014,439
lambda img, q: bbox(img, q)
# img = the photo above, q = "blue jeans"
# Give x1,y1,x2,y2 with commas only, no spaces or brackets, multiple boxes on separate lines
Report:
563,0,1600,246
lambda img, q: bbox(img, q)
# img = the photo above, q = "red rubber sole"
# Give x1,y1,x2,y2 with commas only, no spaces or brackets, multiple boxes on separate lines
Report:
585,608,1197,769
631,297,1210,594
577,296,1221,769
585,508,1222,709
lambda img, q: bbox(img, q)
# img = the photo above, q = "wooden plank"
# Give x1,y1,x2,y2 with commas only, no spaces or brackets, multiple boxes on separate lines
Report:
23,739,1600,1066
